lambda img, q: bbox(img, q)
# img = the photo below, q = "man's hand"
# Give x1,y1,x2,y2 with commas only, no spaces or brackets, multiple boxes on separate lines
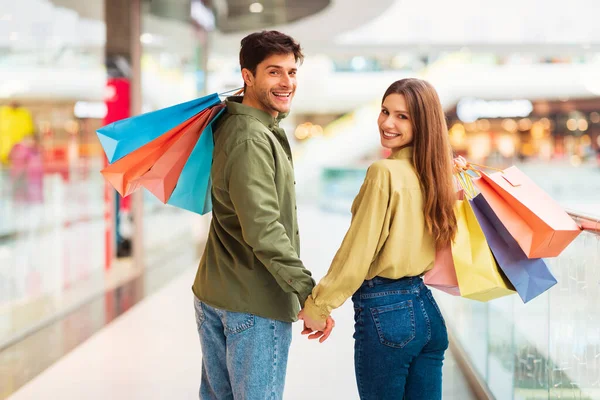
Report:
298,310,335,343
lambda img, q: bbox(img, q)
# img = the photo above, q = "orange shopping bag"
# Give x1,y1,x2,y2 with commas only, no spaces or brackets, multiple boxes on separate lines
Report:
473,166,581,258
137,106,220,203
100,109,210,197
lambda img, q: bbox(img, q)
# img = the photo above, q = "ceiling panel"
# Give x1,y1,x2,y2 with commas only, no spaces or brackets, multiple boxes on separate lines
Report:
215,0,330,32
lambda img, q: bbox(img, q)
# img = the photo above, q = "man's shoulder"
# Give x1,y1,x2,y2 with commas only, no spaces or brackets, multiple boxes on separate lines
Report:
216,113,273,148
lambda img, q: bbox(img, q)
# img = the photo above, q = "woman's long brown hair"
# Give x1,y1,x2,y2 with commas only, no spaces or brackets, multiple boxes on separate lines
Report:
383,78,457,246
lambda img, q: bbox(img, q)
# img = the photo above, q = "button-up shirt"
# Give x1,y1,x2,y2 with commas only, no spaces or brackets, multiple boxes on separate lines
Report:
192,97,315,322
303,147,436,322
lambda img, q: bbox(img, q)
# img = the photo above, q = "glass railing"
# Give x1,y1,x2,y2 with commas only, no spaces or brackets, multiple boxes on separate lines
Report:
435,210,600,400
316,162,600,400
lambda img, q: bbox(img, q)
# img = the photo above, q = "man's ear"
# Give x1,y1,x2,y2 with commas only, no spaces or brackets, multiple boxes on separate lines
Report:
241,68,255,88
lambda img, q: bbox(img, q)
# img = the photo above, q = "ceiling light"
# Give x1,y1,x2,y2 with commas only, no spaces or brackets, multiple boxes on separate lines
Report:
249,2,264,13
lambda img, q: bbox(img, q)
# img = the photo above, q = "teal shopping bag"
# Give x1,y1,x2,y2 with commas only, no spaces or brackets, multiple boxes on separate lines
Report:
167,108,225,214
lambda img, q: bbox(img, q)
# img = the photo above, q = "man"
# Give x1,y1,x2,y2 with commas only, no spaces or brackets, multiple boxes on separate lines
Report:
192,31,333,399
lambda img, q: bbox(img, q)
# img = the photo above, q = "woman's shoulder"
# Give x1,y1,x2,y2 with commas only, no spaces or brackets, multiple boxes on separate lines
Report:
365,160,392,181
367,158,413,175
368,159,420,189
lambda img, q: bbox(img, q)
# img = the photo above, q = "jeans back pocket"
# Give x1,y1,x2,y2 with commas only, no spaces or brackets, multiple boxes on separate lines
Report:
370,300,416,349
223,310,255,335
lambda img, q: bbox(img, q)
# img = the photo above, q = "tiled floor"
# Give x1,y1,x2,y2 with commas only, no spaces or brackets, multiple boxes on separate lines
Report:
5,267,475,400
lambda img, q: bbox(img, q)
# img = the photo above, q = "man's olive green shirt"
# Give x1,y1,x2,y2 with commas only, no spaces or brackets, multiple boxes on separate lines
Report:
192,97,315,322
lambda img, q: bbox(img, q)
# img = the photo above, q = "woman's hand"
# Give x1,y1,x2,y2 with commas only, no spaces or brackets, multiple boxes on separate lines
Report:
298,310,335,343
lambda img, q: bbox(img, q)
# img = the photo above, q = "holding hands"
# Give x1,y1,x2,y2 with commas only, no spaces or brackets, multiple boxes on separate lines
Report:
298,309,335,343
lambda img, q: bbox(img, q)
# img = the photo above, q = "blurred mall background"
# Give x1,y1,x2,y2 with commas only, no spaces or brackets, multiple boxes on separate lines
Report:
0,0,599,399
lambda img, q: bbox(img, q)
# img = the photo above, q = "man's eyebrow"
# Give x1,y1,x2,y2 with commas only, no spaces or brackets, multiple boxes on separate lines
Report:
265,65,297,70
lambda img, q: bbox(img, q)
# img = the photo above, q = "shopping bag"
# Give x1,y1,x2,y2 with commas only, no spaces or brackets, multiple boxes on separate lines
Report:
424,243,460,296
100,110,210,197
97,93,221,163
136,109,214,203
166,107,226,214
470,189,557,303
473,167,581,258
452,199,516,302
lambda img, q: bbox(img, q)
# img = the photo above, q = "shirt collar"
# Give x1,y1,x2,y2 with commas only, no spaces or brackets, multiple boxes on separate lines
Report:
225,96,288,129
388,146,414,160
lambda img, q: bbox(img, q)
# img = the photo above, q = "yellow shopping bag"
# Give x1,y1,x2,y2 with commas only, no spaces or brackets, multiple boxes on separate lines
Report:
452,199,516,301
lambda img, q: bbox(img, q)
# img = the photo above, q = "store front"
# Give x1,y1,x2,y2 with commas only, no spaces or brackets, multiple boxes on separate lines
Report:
0,0,214,350
446,97,600,166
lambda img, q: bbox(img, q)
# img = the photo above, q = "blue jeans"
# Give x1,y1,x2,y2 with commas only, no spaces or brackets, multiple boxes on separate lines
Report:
352,276,449,400
193,296,292,400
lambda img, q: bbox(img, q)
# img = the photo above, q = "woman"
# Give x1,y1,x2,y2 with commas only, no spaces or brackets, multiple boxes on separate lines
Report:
300,78,457,400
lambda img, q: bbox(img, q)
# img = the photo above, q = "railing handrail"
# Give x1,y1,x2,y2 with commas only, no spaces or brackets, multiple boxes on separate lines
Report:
566,209,600,236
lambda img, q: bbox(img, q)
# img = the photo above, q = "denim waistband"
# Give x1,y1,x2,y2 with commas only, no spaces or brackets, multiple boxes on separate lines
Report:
360,276,425,292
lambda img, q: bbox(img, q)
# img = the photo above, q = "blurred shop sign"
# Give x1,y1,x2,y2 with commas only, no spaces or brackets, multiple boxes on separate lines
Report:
457,98,533,123
191,0,215,31
104,78,130,125
74,101,108,119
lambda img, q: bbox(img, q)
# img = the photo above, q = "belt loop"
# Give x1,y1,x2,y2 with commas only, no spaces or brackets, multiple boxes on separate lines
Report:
367,279,374,288
409,277,418,294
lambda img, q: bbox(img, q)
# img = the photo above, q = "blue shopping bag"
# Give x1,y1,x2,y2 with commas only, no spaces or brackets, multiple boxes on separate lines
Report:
167,108,225,215
97,93,221,163
470,193,557,303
